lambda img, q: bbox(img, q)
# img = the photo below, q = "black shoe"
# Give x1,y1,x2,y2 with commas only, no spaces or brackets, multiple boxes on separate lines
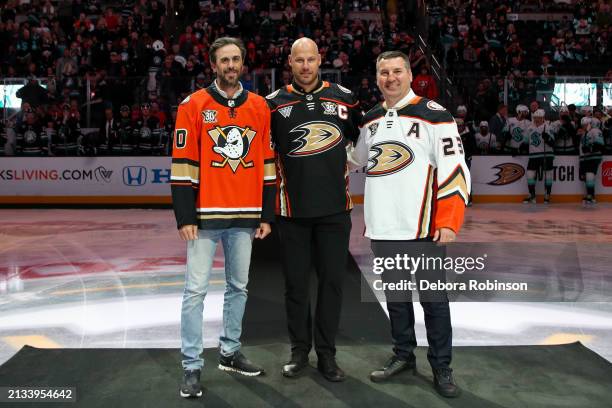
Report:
282,352,309,378
432,367,460,398
370,355,416,383
179,369,203,398
218,351,265,376
317,355,345,382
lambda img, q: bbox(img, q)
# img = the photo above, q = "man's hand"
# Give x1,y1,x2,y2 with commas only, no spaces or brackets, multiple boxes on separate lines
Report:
178,224,198,241
255,222,271,239
433,227,456,243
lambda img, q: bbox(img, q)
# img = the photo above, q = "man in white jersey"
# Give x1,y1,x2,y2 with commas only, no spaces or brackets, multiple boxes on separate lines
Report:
502,105,530,154
523,109,555,204
348,51,470,398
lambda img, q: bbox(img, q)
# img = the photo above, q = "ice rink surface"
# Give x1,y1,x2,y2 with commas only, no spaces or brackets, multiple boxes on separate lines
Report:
1,203,611,365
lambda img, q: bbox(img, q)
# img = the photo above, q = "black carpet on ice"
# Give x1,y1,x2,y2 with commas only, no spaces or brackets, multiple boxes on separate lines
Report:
1,232,611,407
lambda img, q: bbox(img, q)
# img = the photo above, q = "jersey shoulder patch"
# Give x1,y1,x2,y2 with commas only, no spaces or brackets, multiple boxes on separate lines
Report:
265,89,280,100
399,98,453,124
336,84,352,94
180,88,208,106
265,86,296,109
426,100,445,111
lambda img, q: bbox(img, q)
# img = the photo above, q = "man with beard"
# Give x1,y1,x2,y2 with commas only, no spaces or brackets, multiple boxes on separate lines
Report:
171,37,276,398
266,38,361,382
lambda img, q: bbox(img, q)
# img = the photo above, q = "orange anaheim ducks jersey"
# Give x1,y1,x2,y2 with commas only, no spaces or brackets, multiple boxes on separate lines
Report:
170,83,276,229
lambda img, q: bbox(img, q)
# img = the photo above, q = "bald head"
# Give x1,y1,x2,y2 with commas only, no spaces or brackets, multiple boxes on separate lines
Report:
291,37,319,56
289,37,321,91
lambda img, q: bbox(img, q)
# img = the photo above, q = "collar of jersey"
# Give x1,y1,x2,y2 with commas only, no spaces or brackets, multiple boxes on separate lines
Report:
382,89,418,111
212,79,243,99
206,81,248,108
289,80,325,95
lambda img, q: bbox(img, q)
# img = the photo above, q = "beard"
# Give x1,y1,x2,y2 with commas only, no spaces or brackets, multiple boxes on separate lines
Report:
217,69,241,88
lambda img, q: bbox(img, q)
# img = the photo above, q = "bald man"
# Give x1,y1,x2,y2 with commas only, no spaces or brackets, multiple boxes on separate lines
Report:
266,38,362,382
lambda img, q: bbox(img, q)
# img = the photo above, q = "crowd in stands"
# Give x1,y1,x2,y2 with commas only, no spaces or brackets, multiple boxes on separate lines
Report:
428,0,611,120
426,0,611,157
0,0,610,157
0,0,418,156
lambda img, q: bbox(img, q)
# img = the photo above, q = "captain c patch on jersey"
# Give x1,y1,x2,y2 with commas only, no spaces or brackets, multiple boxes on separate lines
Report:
288,121,343,157
208,125,256,172
367,141,414,177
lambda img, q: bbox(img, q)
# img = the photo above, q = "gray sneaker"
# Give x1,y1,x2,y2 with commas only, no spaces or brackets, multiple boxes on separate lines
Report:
179,369,203,398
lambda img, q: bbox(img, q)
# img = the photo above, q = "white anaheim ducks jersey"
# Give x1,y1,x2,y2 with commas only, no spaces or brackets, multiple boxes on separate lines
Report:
504,117,531,149
527,121,554,157
349,90,471,240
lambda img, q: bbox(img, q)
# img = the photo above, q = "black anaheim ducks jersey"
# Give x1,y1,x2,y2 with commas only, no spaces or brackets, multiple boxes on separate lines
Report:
266,80,361,218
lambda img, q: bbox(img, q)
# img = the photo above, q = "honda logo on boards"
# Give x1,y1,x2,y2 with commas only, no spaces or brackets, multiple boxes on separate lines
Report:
123,166,147,186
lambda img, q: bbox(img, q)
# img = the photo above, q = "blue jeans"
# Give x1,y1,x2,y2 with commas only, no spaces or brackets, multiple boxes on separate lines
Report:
181,227,254,370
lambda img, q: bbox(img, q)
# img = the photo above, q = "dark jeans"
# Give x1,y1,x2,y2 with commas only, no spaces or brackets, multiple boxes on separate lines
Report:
277,211,352,357
371,238,452,369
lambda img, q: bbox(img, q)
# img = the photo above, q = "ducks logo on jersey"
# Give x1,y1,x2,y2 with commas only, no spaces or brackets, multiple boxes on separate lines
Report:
367,141,414,177
208,125,256,172
288,121,343,157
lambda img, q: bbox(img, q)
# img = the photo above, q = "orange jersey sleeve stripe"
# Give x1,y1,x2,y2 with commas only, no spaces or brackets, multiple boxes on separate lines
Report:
434,195,466,234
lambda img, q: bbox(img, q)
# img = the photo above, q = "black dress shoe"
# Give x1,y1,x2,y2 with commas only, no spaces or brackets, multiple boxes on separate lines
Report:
281,353,309,378
370,355,416,382
317,355,345,382
433,367,460,398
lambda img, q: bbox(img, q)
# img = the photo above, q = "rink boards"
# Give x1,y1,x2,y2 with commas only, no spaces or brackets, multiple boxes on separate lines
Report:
1,156,611,204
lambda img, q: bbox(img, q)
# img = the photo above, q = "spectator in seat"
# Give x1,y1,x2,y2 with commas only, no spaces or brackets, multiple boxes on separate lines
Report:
412,65,439,100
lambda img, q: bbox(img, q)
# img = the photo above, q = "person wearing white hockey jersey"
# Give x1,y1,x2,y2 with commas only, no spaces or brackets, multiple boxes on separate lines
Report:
502,104,530,154
523,109,555,204
578,117,604,204
474,121,499,154
348,51,470,398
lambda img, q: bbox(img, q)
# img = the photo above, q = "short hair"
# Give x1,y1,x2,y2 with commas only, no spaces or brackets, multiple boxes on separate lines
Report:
209,37,246,65
376,51,410,72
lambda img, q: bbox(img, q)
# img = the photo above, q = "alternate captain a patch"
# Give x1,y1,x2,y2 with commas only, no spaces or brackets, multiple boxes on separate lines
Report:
367,141,414,177
208,125,257,172
288,121,343,157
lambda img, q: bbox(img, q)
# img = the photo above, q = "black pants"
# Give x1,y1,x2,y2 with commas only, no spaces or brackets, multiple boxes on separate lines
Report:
277,211,352,357
371,239,452,369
